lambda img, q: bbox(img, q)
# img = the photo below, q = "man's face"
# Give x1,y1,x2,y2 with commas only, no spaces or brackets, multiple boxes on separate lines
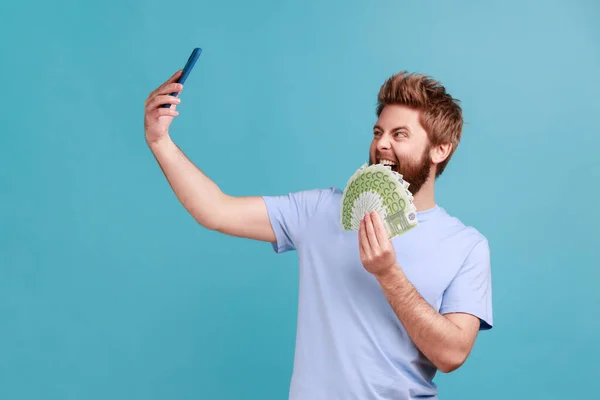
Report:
368,104,433,195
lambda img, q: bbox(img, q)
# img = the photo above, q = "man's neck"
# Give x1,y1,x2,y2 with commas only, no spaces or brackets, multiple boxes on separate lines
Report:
412,179,437,212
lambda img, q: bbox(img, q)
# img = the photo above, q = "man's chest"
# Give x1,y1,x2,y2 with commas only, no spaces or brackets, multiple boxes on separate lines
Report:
300,223,467,309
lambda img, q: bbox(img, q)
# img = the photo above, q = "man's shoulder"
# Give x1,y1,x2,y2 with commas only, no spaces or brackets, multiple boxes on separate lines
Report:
291,186,343,208
268,186,341,197
261,186,341,219
262,186,340,203
434,206,489,249
434,208,494,330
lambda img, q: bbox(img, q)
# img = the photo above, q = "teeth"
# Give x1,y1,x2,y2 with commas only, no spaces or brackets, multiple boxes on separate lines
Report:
379,159,397,166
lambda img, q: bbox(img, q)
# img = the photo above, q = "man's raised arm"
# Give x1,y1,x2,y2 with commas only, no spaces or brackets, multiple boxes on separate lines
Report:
144,70,276,243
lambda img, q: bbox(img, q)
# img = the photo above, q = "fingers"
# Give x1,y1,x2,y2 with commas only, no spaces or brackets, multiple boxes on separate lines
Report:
146,82,183,106
158,82,183,96
156,70,183,93
371,212,389,244
146,93,181,111
148,106,179,120
167,69,183,84
364,212,379,249
359,218,371,260
147,71,184,103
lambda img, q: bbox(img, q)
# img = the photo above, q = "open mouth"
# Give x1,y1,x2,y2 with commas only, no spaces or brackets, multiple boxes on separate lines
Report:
378,159,398,172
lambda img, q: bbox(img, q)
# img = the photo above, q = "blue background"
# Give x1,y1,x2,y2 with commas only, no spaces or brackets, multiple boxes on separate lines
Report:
1,0,599,398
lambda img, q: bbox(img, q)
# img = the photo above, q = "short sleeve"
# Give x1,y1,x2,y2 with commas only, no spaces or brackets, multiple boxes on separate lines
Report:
261,188,334,254
439,238,493,330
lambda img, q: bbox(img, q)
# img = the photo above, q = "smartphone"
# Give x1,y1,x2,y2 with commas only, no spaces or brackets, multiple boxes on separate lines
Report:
161,47,202,108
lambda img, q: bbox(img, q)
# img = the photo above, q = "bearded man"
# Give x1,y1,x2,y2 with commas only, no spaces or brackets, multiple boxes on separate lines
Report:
143,70,493,400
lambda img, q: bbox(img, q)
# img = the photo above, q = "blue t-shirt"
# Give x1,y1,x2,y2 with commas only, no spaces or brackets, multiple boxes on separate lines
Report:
262,187,493,400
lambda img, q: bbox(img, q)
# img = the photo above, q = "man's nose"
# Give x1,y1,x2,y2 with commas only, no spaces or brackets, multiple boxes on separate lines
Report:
376,134,391,151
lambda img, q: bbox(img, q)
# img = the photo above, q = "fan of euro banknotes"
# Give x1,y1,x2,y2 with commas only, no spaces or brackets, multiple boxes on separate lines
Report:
340,163,418,238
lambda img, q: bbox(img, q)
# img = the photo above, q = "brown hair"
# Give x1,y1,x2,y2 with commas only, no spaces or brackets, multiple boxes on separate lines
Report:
376,71,463,178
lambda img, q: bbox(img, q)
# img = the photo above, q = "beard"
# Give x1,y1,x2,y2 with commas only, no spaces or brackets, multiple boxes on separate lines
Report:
369,145,432,195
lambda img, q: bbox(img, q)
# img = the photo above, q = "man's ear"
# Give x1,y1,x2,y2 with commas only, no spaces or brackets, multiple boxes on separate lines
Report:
430,142,452,164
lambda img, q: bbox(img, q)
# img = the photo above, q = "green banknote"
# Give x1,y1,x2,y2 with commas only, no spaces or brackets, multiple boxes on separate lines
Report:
340,163,418,238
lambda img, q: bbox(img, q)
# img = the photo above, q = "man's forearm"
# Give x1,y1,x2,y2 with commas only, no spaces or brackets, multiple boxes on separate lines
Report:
374,265,472,373
147,136,226,230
